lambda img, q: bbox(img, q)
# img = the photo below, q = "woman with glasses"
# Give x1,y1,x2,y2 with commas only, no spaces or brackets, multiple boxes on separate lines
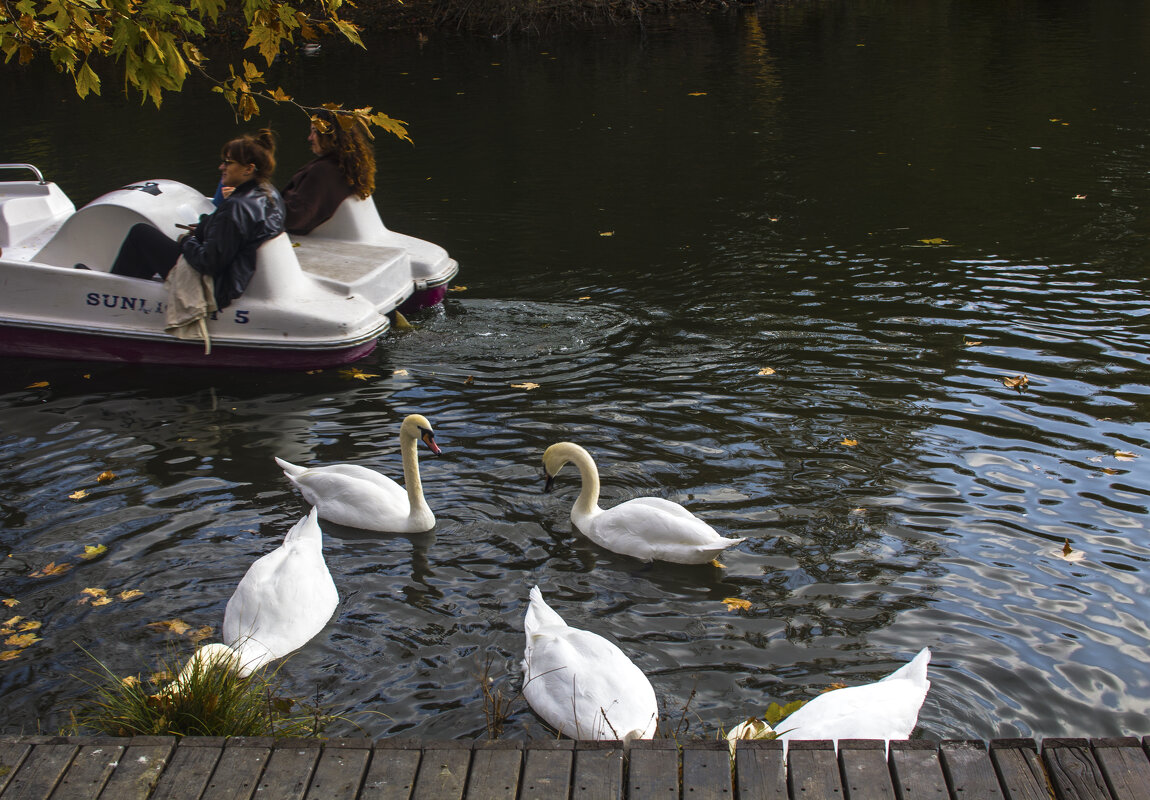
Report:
281,110,376,235
107,130,285,310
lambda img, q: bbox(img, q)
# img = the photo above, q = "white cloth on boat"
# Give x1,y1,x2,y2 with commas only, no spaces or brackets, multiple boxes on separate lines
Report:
164,255,217,354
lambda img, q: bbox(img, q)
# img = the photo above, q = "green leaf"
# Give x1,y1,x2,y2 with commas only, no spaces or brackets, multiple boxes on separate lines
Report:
74,60,100,97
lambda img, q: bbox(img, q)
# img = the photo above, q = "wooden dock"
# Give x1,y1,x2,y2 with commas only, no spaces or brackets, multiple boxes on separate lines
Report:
2,734,1149,800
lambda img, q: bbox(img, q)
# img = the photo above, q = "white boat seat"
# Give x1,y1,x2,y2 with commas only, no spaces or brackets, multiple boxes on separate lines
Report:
307,195,389,242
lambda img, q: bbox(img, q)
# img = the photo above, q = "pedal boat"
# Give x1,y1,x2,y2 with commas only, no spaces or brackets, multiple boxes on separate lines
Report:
0,164,458,370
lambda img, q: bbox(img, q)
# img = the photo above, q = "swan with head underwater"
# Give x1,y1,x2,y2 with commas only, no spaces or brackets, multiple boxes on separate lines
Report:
166,508,339,690
275,414,440,533
522,585,658,742
541,441,745,565
726,647,932,756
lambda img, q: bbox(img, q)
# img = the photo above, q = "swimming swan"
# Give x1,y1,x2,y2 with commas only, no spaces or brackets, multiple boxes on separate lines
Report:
275,414,440,533
522,585,658,742
727,647,931,755
541,442,745,564
167,509,338,689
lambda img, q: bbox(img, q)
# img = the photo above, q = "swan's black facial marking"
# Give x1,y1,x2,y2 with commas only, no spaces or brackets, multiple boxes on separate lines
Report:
420,428,441,455
544,471,556,493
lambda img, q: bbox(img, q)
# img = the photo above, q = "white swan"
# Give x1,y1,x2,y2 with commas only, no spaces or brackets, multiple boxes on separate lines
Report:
167,509,338,690
727,647,932,755
522,586,658,742
275,413,440,533
541,442,745,564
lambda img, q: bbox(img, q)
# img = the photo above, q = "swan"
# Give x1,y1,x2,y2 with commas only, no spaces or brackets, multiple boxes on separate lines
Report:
166,509,338,690
541,442,745,564
275,413,440,533
521,586,658,742
727,647,932,756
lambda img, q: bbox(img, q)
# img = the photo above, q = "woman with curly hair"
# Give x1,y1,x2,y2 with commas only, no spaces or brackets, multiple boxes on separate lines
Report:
282,110,377,235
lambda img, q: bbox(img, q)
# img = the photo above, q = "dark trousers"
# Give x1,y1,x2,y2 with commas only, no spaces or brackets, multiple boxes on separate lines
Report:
110,223,182,279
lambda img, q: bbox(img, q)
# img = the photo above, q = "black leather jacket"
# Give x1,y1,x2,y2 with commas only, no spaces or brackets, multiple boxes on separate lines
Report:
181,180,285,309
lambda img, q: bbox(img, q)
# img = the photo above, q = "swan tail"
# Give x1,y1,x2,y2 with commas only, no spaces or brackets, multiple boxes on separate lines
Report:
525,586,567,634
883,647,931,685
275,457,307,480
282,507,322,547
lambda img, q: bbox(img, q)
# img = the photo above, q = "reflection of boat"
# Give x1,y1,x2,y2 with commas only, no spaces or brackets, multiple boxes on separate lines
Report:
0,164,458,369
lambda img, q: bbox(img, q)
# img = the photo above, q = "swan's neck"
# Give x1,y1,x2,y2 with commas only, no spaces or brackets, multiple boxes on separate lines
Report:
400,433,430,513
569,447,601,518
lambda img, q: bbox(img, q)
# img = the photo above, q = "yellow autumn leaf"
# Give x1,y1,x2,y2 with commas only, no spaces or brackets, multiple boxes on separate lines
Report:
1003,375,1029,391
579,296,591,300
91,596,113,607
688,91,707,96
1114,451,1138,461
758,367,776,376
81,587,108,601
96,471,115,483
189,625,214,643
69,489,88,500
1057,539,1086,562
919,237,948,245
338,367,378,380
122,675,141,688
4,615,21,628
6,632,40,648
840,438,858,446
393,369,409,376
81,544,107,560
30,561,72,578
963,339,982,346
449,285,467,292
0,650,23,661
26,381,49,389
463,376,474,385
2,599,17,608
118,590,144,601
17,620,40,632
599,231,614,236
723,597,752,611
147,619,191,635
511,382,541,390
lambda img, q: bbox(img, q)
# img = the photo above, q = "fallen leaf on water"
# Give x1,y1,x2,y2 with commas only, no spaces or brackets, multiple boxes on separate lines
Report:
189,625,214,643
688,91,708,96
1057,539,1086,562
0,650,23,661
1003,375,1029,392
1101,467,1119,475
393,369,409,376
80,588,108,603
118,590,144,601
578,296,591,300
26,381,49,389
147,619,191,636
1073,194,1086,200
91,597,113,607
822,682,848,693
723,597,752,611
599,231,614,237
3,615,21,629
305,369,323,375
30,561,72,578
840,438,858,446
919,237,948,245
81,544,107,560
339,367,378,381
758,367,776,376
1115,451,1138,461
122,675,141,688
6,632,40,648
963,338,982,346
463,376,474,385
69,489,88,500
17,621,40,632
449,285,467,292
2,599,17,608
96,471,116,483
511,382,540,390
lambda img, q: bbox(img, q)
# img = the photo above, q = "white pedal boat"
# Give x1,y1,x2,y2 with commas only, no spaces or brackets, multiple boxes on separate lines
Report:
0,164,458,369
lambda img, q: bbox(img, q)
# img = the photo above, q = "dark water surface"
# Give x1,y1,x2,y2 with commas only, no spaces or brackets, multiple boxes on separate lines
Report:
3,2,1150,740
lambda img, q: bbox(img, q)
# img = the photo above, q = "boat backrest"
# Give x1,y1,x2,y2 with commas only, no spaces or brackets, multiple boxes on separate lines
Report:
307,195,390,242
0,182,74,248
244,232,320,301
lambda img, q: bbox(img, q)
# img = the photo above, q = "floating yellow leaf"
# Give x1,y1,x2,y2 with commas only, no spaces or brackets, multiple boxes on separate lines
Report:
392,311,413,331
1101,467,1119,475
1003,375,1029,391
189,625,214,643
599,231,614,237
2,599,17,608
17,620,40,632
963,339,982,346
26,381,49,389
1073,194,1086,200
463,376,474,385
449,285,467,292
688,91,707,96
118,590,144,601
0,650,23,661
339,367,378,381
69,489,88,500
3,615,21,628
6,632,40,648
30,561,72,578
758,367,776,376
147,619,191,635
579,296,591,300
393,369,409,376
1057,539,1086,562
511,382,541,390
92,596,113,607
80,587,108,603
1115,451,1138,461
96,471,115,484
81,544,107,560
919,237,948,245
122,675,141,688
723,597,752,611
822,682,848,693
840,438,858,446
710,558,728,569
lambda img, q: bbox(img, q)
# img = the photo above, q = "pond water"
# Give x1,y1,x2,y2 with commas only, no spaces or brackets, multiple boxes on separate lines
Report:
3,1,1150,741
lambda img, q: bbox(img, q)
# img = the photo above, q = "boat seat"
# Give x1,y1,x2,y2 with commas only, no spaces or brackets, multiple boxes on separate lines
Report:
243,233,320,302
0,182,74,248
307,195,389,242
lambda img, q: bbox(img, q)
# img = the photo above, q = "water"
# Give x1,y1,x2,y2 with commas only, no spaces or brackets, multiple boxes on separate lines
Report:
3,1,1150,741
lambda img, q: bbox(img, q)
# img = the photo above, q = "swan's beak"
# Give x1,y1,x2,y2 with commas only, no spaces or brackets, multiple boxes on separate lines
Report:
544,471,555,493
420,429,441,455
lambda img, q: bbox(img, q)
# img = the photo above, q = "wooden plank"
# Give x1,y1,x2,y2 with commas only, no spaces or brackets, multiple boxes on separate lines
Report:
840,740,896,800
890,740,948,800
97,737,175,800
253,740,321,800
788,740,844,800
682,740,733,800
411,741,471,800
734,740,787,800
360,739,422,800
303,740,372,800
1043,739,1111,800
627,739,678,800
518,740,573,800
941,740,1006,800
571,741,626,800
464,740,522,800
199,737,274,800
48,740,126,800
990,740,1050,800
1092,738,1150,800
0,741,78,800
0,738,35,796
149,737,226,800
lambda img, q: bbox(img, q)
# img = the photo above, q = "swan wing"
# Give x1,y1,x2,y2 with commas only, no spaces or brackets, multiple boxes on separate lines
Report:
587,497,744,563
283,465,412,530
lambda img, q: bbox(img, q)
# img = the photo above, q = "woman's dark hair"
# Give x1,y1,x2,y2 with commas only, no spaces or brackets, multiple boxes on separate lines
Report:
310,111,376,199
222,129,277,182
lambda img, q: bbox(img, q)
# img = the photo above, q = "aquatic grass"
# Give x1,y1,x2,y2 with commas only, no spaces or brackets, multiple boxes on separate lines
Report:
70,645,333,738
